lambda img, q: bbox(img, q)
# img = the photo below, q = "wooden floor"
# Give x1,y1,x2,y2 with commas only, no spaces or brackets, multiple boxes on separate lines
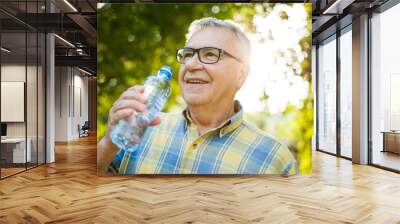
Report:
0,135,400,223
1,163,45,178
1,167,26,178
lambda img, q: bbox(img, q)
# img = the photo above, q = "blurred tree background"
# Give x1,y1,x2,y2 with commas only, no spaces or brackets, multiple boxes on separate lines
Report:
98,3,312,174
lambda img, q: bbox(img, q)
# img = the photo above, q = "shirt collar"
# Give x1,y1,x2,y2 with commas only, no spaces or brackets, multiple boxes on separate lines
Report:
182,100,243,137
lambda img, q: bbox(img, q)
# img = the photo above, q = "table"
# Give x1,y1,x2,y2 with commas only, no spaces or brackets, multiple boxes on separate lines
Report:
1,138,31,164
381,131,400,154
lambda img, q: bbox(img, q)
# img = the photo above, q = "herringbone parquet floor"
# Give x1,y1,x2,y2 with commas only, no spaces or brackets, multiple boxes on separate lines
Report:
0,135,400,224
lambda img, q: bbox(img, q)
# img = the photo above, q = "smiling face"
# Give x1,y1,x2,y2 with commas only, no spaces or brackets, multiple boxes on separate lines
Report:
179,27,249,108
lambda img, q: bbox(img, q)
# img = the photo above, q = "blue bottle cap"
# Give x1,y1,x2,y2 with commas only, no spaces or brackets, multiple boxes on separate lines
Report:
158,66,173,80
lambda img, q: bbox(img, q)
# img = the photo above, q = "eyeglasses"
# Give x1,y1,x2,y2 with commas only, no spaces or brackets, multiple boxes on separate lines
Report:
176,47,242,64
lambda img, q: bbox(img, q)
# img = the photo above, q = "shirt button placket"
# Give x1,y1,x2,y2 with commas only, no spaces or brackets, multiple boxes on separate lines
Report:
192,139,201,150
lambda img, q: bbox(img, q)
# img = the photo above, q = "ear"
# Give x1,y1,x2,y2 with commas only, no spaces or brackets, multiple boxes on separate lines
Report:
237,62,250,90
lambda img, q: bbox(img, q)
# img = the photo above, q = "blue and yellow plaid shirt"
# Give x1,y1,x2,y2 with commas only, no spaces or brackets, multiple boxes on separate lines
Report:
109,101,297,175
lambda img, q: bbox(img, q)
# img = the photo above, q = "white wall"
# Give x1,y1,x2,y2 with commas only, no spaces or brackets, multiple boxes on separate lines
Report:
54,67,89,141
1,82,25,122
55,67,68,141
72,72,89,138
1,65,32,138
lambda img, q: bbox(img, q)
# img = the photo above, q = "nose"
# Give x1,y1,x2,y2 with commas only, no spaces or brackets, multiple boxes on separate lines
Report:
184,52,204,71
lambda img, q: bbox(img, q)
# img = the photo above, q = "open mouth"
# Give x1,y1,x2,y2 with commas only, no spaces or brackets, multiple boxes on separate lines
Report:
186,80,209,84
184,77,210,85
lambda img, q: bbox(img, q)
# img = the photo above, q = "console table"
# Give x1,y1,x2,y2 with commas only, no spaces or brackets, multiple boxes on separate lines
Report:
381,131,400,154
0,138,32,165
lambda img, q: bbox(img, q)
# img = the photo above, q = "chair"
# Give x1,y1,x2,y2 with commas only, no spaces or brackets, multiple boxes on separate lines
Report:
78,121,90,138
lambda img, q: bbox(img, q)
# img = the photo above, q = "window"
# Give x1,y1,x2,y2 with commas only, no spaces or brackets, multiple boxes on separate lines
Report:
371,2,400,171
339,27,352,158
0,1,46,179
317,36,337,154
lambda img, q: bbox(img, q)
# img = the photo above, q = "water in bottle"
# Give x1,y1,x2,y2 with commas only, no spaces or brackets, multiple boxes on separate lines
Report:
111,66,173,151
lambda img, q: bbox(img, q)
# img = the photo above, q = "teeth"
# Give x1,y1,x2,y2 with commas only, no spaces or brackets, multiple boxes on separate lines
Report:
187,80,207,84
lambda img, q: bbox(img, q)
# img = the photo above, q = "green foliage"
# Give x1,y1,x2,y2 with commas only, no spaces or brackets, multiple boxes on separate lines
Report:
277,86,313,174
97,3,313,174
98,3,240,140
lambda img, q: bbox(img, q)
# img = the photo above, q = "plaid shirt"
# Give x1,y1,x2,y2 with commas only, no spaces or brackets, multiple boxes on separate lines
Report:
109,101,297,175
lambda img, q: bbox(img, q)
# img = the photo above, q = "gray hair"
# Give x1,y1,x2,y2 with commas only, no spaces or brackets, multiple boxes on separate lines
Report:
186,17,251,62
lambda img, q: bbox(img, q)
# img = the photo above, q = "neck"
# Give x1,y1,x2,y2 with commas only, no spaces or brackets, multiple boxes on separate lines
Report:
188,100,235,135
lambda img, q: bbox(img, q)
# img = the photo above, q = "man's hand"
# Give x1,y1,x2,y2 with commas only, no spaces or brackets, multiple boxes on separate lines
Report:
97,85,161,175
107,85,161,131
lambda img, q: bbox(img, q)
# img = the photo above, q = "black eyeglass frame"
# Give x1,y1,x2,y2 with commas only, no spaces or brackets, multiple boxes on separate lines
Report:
176,47,243,64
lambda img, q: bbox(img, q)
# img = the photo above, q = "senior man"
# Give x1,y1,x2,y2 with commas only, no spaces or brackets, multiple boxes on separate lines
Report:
98,17,298,175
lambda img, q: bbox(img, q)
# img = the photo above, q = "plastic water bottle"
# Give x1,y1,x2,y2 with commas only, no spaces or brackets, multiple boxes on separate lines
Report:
110,66,173,151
